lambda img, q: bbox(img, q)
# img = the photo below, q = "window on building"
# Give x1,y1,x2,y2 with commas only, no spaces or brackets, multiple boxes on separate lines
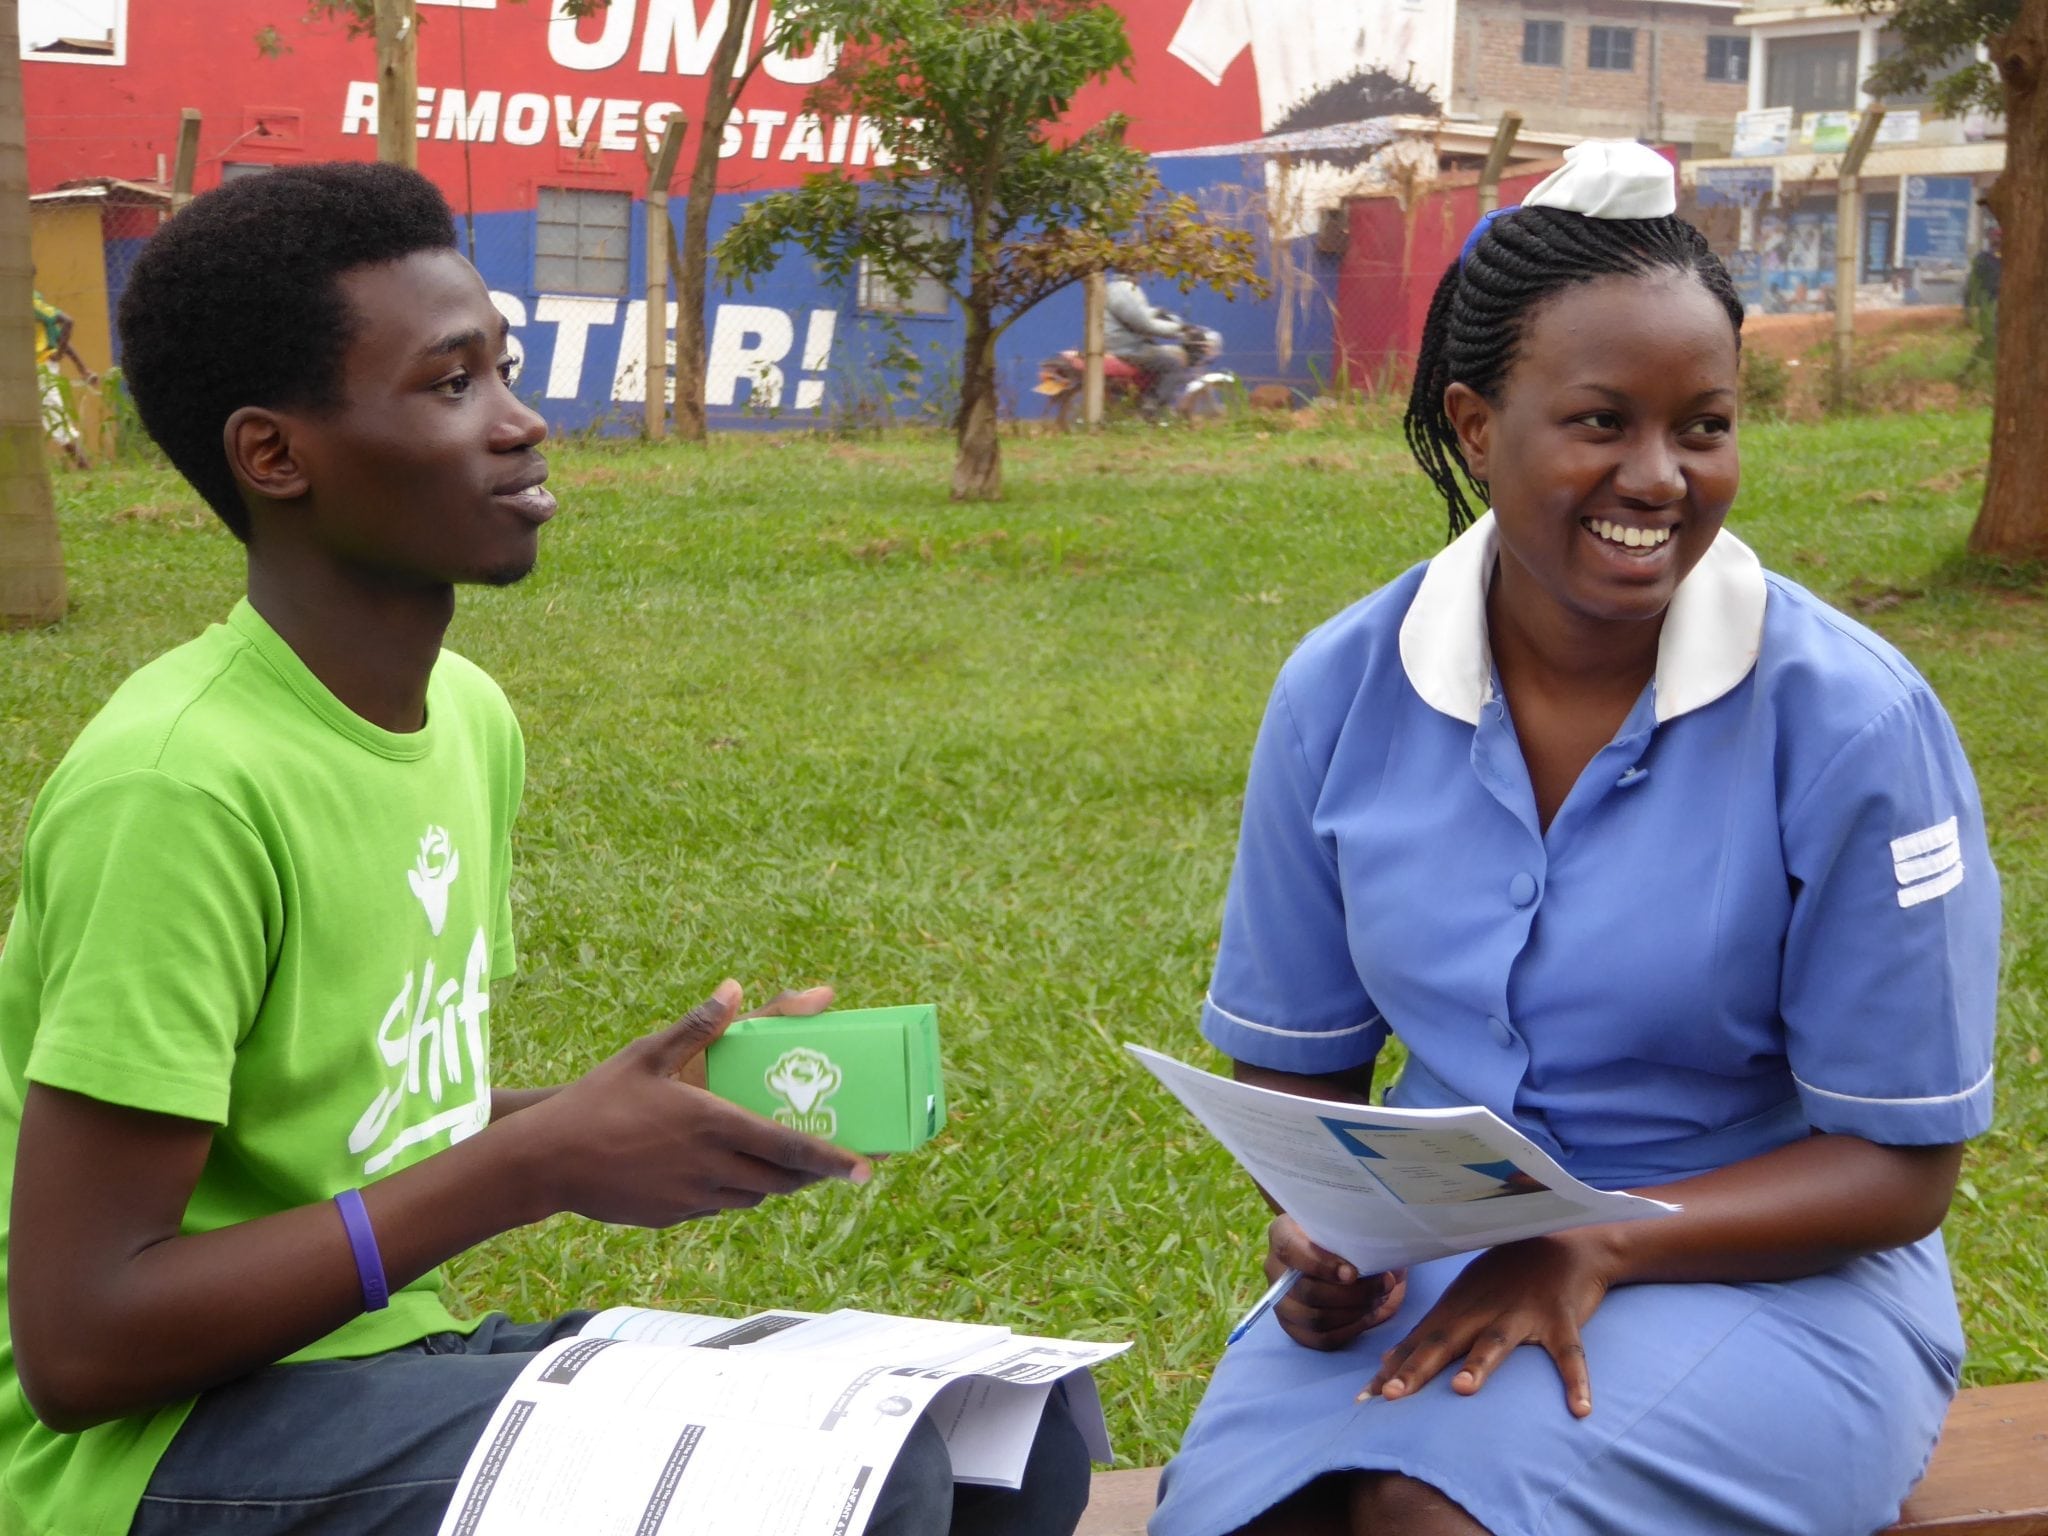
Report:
1764,33,1859,118
857,214,952,317
1587,26,1635,72
220,162,274,181
1522,20,1563,67
1706,36,1750,84
1872,29,1977,107
535,187,630,297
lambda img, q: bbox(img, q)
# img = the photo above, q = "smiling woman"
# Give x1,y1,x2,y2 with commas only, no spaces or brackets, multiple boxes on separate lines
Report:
1153,142,2000,1536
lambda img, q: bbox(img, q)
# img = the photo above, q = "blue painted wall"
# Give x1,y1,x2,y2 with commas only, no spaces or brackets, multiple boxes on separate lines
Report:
452,153,1341,434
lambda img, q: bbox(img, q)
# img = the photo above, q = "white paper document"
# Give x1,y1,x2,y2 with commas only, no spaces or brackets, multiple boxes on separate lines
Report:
434,1307,1129,1536
1128,1045,1677,1275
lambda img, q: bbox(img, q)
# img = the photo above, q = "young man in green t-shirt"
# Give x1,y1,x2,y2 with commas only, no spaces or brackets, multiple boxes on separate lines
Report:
0,164,1088,1536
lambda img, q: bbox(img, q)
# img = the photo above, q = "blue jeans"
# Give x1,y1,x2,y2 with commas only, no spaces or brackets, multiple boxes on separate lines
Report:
130,1313,1093,1535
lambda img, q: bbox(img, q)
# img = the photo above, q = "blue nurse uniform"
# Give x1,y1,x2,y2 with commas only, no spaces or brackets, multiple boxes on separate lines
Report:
1152,516,1999,1536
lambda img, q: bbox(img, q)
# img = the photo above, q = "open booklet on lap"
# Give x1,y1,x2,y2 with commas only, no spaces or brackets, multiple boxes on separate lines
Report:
435,1307,1127,1536
1128,1045,1677,1277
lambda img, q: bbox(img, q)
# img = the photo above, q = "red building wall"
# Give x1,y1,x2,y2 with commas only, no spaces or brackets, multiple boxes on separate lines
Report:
1337,146,1679,390
23,1,1267,207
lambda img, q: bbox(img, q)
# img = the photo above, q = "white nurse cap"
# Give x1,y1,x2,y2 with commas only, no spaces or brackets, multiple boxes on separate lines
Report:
1460,139,1678,267
1522,139,1678,219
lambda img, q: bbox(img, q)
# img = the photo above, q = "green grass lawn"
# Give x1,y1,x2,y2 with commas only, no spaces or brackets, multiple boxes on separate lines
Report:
4,407,2043,1463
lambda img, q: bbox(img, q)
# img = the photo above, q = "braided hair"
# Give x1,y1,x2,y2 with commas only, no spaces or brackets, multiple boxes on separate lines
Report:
1403,207,1745,543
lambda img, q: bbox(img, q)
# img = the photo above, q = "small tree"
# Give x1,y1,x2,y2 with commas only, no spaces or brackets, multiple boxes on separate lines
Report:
714,0,1265,500
670,2,838,442
305,0,784,444
1837,0,2045,559
1,0,66,627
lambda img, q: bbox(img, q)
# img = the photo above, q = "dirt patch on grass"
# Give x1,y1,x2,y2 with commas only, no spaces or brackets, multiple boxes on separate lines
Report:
1742,307,1990,421
1743,305,1964,362
112,500,210,530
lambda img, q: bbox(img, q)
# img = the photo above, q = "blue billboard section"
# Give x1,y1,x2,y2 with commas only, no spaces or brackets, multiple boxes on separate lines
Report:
467,152,1327,434
1902,175,1973,268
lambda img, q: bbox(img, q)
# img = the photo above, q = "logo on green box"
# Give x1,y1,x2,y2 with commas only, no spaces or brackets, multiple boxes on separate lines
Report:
765,1048,843,1137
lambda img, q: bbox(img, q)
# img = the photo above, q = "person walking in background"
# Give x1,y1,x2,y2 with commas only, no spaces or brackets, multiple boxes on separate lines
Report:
33,285,97,469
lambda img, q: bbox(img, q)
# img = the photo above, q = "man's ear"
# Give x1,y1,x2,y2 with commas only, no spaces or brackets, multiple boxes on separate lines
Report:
223,407,310,504
1442,382,1492,486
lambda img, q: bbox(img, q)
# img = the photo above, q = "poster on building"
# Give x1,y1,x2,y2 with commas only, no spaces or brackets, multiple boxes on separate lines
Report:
1695,166,1775,209
1802,111,1855,153
1757,203,1837,314
1166,0,1455,236
1723,250,1767,314
1732,107,1792,159
1902,174,1973,305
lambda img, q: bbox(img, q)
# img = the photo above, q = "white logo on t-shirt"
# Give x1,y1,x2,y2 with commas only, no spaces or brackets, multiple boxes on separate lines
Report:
348,926,493,1175
1893,816,1963,909
407,825,461,936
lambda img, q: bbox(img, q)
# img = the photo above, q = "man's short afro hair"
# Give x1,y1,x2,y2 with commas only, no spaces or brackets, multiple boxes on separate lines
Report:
117,161,459,540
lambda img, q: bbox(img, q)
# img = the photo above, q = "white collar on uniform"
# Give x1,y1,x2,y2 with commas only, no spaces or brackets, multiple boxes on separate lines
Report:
1397,511,1767,726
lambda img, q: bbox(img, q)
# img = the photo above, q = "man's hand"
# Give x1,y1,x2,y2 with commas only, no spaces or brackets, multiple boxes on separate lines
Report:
670,981,835,1090
519,979,870,1228
1366,1232,1614,1418
1267,1214,1405,1351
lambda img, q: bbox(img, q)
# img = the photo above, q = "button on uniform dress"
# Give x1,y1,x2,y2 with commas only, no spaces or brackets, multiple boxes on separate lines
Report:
1153,515,1999,1536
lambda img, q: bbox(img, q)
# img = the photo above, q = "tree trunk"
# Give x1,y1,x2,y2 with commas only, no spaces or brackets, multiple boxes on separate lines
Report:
674,0,755,444
1969,0,2048,561
0,0,66,628
951,306,1001,501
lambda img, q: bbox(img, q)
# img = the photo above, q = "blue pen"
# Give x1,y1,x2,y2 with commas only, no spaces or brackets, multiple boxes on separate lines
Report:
1226,1266,1302,1345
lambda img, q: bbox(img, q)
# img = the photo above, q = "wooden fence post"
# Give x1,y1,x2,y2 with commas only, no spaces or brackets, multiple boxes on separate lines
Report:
1831,107,1885,413
1082,271,1106,429
374,0,418,169
643,114,687,440
1477,111,1523,216
169,109,200,213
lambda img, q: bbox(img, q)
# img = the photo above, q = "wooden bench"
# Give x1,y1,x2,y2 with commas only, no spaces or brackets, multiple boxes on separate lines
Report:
1077,1381,2048,1535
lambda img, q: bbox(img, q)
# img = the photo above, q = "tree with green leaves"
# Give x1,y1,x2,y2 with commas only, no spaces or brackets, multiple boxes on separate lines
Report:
1838,0,2045,559
1,0,66,627
299,0,784,445
714,0,1265,500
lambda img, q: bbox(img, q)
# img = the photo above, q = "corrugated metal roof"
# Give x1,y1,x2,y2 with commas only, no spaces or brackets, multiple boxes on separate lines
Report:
30,177,173,207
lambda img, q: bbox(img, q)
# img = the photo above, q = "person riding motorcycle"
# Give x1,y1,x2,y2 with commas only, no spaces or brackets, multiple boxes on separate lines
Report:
1104,272,1200,414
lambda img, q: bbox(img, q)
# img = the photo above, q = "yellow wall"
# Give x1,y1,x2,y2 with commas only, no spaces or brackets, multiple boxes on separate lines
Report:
30,202,113,461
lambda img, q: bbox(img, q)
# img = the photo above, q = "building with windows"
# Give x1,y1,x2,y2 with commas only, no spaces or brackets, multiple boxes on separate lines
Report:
1450,0,1753,155
1673,0,2005,315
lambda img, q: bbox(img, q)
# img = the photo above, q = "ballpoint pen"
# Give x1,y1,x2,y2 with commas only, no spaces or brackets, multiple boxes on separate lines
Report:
1226,1266,1303,1345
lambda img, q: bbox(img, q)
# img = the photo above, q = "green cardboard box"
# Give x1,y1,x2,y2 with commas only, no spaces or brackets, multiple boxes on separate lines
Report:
705,1004,946,1154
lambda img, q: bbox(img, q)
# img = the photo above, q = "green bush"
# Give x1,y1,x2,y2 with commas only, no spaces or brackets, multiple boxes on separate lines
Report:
1741,349,1792,421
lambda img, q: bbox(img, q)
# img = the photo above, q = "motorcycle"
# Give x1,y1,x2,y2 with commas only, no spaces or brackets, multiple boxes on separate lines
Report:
1033,324,1237,427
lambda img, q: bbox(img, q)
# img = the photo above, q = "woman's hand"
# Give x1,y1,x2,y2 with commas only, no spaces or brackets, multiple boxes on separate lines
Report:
1366,1231,1617,1418
1267,1214,1406,1351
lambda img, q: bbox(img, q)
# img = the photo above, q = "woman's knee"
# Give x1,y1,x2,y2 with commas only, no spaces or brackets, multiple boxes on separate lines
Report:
1350,1473,1489,1535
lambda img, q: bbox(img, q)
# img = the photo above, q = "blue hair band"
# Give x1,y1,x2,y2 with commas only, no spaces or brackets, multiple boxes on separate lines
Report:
1459,205,1516,270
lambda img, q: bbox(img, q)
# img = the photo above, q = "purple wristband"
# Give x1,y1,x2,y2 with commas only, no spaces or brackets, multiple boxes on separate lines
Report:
333,1188,390,1312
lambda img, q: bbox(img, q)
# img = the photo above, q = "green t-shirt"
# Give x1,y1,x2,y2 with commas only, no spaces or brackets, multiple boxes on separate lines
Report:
0,600,524,1536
